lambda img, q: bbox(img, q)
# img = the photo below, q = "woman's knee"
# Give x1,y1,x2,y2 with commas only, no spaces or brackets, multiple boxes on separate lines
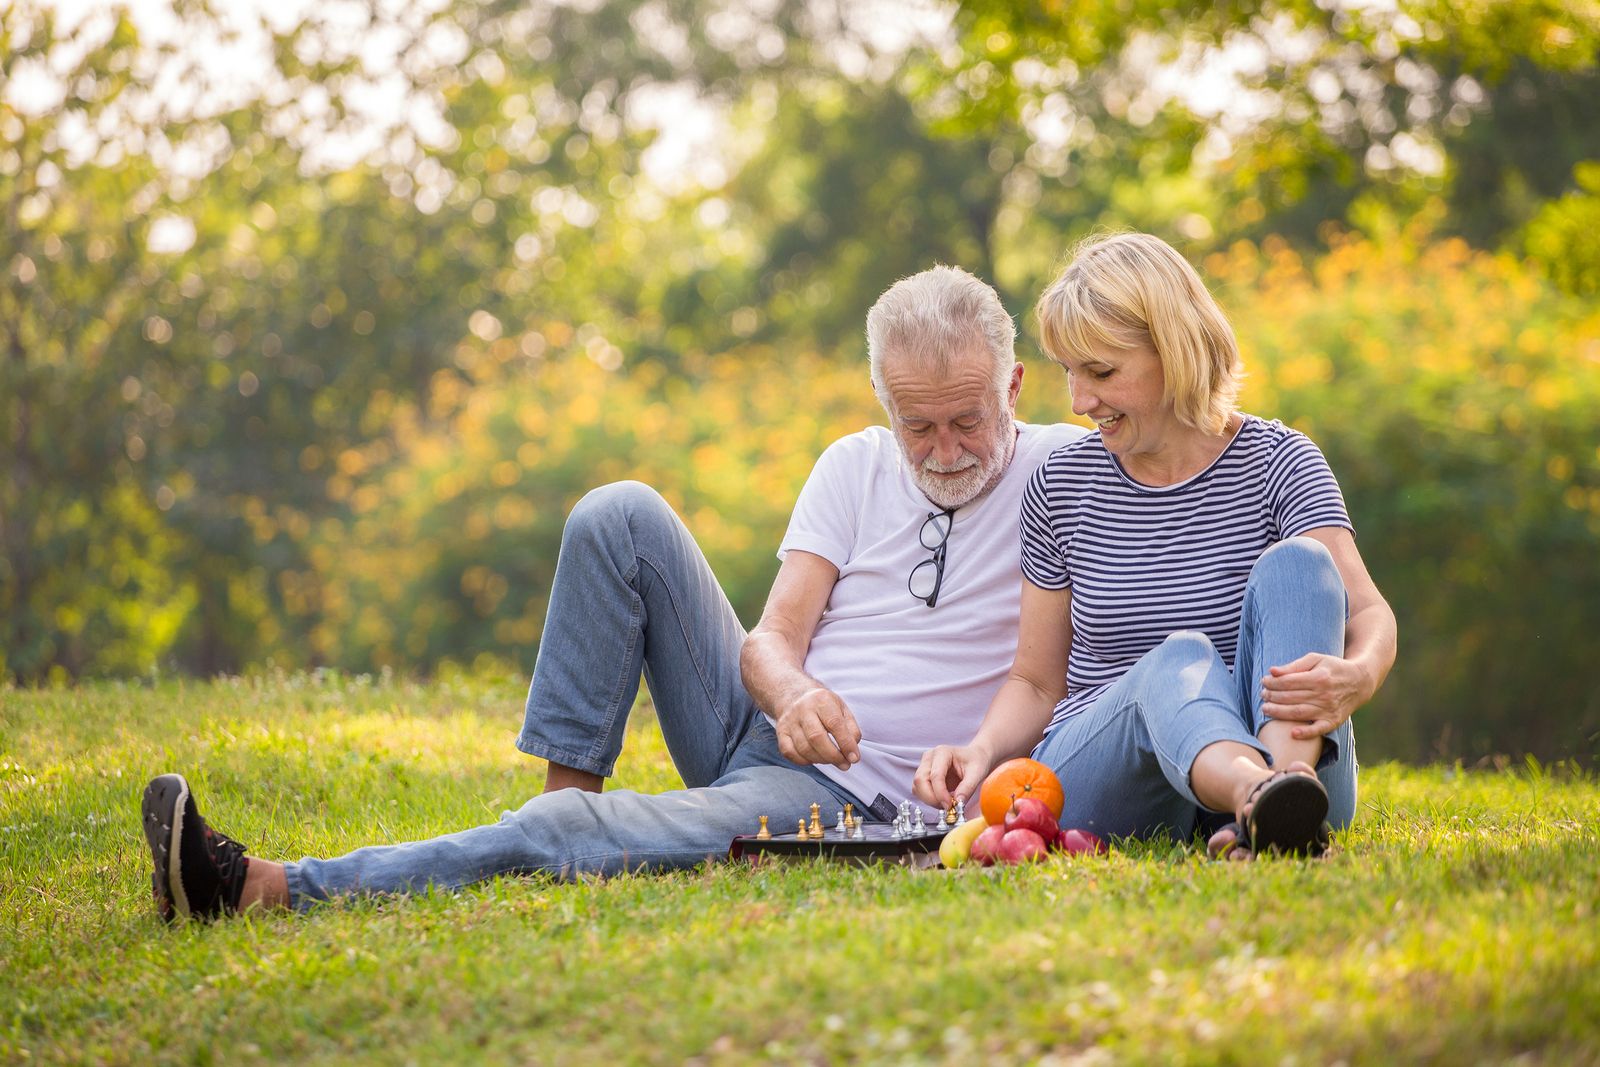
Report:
1254,535,1337,580
1250,536,1344,600
1154,629,1219,666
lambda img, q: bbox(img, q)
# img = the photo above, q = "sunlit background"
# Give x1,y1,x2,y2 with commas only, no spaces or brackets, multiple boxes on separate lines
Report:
3,0,1597,764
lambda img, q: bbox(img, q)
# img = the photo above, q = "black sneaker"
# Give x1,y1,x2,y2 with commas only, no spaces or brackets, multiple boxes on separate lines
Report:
141,773,250,922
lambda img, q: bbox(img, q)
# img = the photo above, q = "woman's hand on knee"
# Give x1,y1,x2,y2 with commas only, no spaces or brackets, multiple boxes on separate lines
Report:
1260,652,1373,738
914,744,991,810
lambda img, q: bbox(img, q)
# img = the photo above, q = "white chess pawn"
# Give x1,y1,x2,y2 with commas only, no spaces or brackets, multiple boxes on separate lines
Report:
835,810,846,833
955,798,966,824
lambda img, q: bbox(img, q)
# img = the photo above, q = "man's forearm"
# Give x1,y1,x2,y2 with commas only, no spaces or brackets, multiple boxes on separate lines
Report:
739,628,819,718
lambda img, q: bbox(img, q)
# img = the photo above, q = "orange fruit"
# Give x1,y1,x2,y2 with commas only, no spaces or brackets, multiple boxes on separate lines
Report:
979,758,1065,826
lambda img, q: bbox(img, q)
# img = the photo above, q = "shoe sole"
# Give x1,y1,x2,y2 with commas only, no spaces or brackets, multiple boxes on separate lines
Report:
142,774,192,921
1247,773,1329,856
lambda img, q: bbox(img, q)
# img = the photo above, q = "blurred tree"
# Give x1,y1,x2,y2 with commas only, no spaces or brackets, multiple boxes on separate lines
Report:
1213,234,1600,762
1,5,200,679
1523,161,1600,296
5,0,1599,766
942,0,1600,259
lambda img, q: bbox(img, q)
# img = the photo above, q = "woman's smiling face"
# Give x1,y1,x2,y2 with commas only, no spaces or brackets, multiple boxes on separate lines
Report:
1056,340,1175,461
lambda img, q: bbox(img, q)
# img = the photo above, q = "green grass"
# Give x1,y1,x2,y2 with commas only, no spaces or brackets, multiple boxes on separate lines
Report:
4,672,1598,1065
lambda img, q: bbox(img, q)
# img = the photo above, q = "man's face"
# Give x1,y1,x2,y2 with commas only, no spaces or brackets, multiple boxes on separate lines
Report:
882,347,1022,510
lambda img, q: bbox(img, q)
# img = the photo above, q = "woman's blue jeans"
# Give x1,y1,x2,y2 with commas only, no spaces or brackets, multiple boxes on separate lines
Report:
283,482,861,909
1031,537,1358,842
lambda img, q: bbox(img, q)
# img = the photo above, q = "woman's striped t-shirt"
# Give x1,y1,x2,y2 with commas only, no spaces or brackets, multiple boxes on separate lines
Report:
1020,413,1353,728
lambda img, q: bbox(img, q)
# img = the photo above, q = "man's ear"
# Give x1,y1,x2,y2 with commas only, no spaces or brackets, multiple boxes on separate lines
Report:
1006,362,1024,410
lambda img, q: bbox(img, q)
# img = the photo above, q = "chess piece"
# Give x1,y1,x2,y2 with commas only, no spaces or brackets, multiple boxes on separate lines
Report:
945,805,957,826
955,798,966,825
756,815,772,840
852,819,865,840
844,803,856,830
807,803,824,838
835,810,846,834
797,818,809,841
913,808,926,835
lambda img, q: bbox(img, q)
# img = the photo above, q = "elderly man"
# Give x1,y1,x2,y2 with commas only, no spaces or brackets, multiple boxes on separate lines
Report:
142,266,1085,919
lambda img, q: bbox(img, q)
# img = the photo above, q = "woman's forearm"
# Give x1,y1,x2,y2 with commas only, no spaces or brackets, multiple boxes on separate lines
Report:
968,675,1059,766
1343,600,1398,703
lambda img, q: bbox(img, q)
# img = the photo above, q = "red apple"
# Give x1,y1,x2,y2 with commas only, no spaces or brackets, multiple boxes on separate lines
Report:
969,824,1008,867
996,828,1049,864
1055,828,1107,855
1004,797,1059,839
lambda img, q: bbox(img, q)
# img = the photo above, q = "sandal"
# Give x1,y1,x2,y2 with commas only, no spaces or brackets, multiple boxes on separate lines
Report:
1207,820,1248,860
1242,770,1329,856
1208,817,1332,860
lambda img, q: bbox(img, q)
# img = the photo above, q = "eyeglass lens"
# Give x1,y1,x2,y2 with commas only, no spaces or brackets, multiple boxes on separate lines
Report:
908,509,953,605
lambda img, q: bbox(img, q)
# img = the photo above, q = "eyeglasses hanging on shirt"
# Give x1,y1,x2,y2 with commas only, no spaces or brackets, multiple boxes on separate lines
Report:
907,508,955,607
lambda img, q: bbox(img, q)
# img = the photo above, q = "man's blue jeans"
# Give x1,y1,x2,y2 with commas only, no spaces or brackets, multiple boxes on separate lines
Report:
1031,537,1358,842
284,482,861,908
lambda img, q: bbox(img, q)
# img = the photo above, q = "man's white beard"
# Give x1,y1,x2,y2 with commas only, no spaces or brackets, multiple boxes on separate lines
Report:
909,425,1014,510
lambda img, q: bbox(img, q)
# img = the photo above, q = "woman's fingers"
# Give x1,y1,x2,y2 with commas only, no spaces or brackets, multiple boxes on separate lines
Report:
1267,652,1323,676
916,747,958,807
1291,717,1338,740
1261,686,1321,706
927,749,954,808
953,761,987,809
1262,699,1324,721
915,746,990,810
1264,700,1340,736
1263,655,1367,735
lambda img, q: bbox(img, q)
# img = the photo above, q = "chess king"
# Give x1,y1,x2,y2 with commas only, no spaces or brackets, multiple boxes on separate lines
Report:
140,266,1086,920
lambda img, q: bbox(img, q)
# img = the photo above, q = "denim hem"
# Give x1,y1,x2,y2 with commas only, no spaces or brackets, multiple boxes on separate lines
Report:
1177,726,1272,813
514,734,615,778
281,861,318,912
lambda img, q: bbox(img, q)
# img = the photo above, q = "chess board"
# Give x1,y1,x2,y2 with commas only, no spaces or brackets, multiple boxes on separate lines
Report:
729,822,954,868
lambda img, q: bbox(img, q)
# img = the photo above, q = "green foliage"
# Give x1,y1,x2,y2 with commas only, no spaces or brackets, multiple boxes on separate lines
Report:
4,677,1600,1063
301,350,883,668
299,232,1597,762
946,0,1600,256
1524,161,1600,296
4,0,1599,764
1210,233,1600,761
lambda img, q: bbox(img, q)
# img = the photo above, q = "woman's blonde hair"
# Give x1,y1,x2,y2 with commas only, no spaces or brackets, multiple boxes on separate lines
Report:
1036,232,1241,436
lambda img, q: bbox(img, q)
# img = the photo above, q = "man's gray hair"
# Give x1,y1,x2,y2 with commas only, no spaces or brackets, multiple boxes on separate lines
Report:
866,265,1017,413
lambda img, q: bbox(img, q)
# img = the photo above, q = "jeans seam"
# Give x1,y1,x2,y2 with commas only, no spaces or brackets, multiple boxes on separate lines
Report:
583,556,643,770
1128,697,1184,790
1049,697,1141,764
636,549,740,774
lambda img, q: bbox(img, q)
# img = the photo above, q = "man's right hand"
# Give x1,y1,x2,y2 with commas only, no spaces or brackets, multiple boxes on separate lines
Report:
914,743,993,811
774,687,861,772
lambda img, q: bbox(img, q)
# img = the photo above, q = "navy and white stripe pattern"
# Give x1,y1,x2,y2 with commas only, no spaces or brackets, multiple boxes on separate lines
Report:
1021,414,1353,727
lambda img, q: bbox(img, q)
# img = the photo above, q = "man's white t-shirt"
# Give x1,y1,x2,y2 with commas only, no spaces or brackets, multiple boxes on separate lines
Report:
775,420,1086,817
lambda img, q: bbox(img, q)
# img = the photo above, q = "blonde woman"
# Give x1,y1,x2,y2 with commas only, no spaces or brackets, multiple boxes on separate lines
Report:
914,233,1396,858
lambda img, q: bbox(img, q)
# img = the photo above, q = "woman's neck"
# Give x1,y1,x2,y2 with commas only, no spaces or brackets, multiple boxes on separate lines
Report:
1120,413,1242,487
